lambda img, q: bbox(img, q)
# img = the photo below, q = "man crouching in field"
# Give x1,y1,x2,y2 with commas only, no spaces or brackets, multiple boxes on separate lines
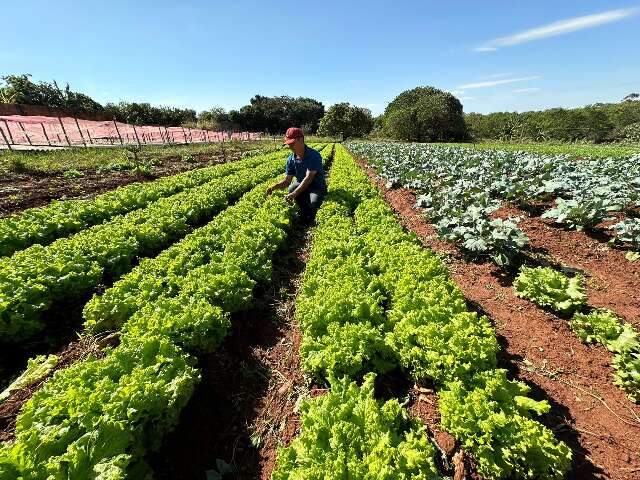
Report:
266,127,327,222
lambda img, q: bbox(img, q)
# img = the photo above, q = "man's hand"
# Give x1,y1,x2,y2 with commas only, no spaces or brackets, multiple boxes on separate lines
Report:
284,191,297,203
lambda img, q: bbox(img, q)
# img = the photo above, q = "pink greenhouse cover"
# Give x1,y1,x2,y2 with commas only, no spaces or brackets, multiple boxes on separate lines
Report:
0,115,262,147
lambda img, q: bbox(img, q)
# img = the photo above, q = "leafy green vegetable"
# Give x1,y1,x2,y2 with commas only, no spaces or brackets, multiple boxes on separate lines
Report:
0,354,59,403
272,374,442,480
514,266,587,314
570,309,623,345
570,309,640,401
0,150,286,257
440,369,572,479
0,154,287,343
286,145,571,479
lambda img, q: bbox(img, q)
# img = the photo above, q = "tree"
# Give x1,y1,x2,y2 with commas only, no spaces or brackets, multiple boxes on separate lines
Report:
0,74,103,114
317,102,374,140
623,93,639,102
383,86,468,142
229,95,325,133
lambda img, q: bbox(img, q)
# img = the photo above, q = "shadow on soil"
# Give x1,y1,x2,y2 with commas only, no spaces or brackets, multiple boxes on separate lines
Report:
148,224,310,480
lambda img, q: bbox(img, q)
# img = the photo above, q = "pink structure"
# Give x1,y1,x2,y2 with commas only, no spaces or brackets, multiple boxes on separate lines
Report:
0,115,262,149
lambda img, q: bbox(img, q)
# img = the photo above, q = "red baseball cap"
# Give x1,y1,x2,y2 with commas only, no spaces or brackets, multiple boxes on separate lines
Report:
283,127,304,145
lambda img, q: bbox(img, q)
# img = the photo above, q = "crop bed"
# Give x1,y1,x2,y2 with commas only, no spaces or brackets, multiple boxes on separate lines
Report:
2,140,638,479
349,142,640,479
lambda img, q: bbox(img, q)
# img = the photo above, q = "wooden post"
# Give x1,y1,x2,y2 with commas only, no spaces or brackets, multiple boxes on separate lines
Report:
40,123,51,146
86,129,94,145
164,127,170,144
113,120,124,145
188,128,194,143
181,127,188,144
158,126,164,143
0,123,12,150
132,124,141,146
17,122,33,145
57,117,71,146
2,119,15,144
73,117,87,147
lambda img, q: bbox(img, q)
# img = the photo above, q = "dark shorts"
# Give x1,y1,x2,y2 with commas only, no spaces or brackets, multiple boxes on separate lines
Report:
288,181,326,220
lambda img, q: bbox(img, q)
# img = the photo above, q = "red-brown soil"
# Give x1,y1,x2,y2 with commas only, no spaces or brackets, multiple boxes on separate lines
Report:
494,203,640,326
149,227,312,480
356,157,640,480
0,152,245,216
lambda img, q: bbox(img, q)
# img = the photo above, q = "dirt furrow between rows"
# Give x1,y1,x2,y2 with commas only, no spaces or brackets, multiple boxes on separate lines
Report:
148,226,312,480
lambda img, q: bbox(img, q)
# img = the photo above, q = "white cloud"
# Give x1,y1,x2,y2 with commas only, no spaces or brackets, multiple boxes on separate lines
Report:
458,76,542,89
480,73,513,79
475,7,638,52
514,87,541,93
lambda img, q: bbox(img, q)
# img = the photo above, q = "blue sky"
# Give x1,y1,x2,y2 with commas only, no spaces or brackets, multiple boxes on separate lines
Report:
2,1,639,115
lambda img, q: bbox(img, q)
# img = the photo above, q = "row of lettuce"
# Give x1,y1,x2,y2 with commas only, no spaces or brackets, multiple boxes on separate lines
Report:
346,142,640,267
0,148,288,258
272,145,571,479
0,146,333,479
0,147,319,343
514,266,640,402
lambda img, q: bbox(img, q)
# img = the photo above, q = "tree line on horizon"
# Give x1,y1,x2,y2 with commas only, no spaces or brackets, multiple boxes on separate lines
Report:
1,74,638,143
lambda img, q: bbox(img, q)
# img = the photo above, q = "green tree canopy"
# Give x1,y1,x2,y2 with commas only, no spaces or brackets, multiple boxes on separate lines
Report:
228,95,325,134
318,102,374,140
383,86,468,142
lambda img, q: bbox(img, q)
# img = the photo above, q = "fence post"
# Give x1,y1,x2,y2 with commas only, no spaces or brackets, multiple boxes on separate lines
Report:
0,123,12,150
73,117,87,147
17,122,33,145
132,124,142,146
181,127,188,144
113,119,124,145
158,126,164,143
41,123,52,146
57,117,71,146
86,129,94,145
2,119,15,144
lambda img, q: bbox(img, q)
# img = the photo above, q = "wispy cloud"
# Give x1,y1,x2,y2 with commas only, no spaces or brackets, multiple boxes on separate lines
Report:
458,76,542,89
513,87,541,93
481,73,513,79
474,7,638,52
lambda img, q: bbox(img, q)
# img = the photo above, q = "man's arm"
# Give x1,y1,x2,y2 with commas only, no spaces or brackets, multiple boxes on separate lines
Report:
266,174,294,195
285,170,317,201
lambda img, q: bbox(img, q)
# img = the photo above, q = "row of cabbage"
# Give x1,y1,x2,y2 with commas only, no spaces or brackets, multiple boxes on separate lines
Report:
347,142,640,266
273,145,571,479
514,266,640,402
0,146,336,479
0,148,289,258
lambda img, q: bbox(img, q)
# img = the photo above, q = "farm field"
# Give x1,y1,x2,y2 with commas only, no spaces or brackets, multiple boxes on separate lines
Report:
434,141,640,159
0,140,283,215
1,140,639,480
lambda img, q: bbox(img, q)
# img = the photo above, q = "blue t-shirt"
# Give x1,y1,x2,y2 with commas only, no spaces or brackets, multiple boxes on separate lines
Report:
285,145,327,192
